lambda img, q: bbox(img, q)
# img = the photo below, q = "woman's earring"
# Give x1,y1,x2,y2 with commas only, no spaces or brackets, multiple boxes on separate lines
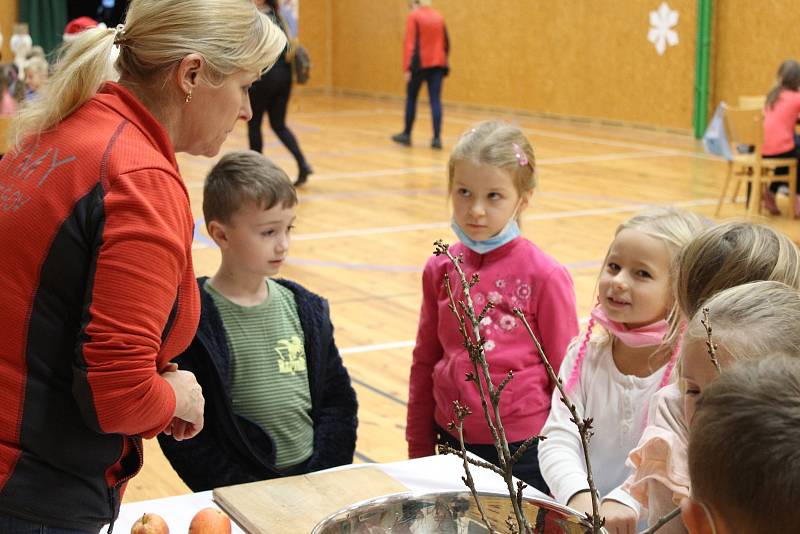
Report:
185,91,193,104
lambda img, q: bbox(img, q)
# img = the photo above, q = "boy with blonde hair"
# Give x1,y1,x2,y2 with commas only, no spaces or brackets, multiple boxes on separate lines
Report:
159,150,358,490
682,357,800,533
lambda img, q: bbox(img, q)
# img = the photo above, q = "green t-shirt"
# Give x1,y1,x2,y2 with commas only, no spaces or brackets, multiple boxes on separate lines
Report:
205,279,313,469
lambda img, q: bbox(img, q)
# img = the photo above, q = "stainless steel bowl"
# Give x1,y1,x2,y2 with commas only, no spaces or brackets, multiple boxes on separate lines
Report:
312,489,593,533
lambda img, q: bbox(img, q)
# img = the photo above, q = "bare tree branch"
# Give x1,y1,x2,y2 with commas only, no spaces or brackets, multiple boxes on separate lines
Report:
639,506,681,534
513,308,604,533
434,240,534,533
701,307,722,374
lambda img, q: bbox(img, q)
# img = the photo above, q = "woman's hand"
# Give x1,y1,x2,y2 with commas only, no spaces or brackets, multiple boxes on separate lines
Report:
160,364,204,440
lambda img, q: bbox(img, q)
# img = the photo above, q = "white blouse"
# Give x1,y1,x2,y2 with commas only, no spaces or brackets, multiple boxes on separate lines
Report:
538,337,669,518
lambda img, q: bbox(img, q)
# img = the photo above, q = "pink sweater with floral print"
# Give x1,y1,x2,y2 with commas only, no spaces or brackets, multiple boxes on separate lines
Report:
407,237,579,458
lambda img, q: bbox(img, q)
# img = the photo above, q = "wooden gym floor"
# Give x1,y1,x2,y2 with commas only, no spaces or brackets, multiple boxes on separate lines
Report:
123,91,800,502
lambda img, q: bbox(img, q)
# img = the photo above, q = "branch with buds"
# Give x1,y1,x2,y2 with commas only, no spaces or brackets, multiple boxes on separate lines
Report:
433,240,539,533
700,307,721,374
433,240,603,533
429,237,728,533
512,309,604,533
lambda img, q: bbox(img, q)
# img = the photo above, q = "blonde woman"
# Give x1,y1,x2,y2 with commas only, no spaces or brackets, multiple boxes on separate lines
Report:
0,1,285,532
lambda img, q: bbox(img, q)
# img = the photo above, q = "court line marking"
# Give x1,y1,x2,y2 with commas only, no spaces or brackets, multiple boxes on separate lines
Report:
354,450,375,463
351,376,408,407
445,115,720,161
190,198,717,248
184,146,724,189
290,198,717,241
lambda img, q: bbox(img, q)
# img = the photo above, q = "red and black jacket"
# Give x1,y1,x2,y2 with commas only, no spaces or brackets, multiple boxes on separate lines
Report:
0,82,199,532
403,6,449,73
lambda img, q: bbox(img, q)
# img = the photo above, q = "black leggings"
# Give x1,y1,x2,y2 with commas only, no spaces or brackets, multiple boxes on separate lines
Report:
247,62,308,172
764,143,800,194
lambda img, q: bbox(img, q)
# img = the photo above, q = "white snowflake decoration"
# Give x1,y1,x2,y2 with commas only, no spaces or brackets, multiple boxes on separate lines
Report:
648,2,679,55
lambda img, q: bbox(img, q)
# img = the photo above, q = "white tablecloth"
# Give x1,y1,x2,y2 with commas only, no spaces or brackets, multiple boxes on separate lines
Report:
101,453,552,533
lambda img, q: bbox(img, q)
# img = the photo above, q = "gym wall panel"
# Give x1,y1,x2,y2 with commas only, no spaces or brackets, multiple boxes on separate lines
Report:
713,0,800,110
324,1,696,130
300,1,800,131
330,0,406,94
298,0,332,89
0,0,17,61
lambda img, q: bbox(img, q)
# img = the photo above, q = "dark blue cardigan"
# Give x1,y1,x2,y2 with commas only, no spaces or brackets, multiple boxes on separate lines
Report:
158,277,358,491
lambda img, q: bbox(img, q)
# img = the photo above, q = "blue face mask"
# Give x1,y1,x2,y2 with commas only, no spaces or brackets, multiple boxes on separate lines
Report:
450,217,521,254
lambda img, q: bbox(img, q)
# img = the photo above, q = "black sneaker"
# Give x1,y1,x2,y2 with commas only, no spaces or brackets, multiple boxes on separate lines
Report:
391,133,411,146
294,163,313,187
431,137,442,149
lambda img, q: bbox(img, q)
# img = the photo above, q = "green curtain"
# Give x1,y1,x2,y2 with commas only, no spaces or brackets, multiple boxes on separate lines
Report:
20,0,69,56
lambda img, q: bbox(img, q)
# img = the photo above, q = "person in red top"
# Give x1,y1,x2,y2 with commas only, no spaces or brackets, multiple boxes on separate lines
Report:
0,1,285,532
763,59,800,217
391,0,449,149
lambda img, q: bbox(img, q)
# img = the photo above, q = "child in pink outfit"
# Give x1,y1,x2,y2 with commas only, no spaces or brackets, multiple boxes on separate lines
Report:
538,207,706,533
406,121,578,493
762,59,800,217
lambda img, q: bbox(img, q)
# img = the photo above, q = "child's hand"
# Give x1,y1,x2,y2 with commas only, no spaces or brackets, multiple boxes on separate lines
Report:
599,500,637,534
566,491,594,519
567,494,638,533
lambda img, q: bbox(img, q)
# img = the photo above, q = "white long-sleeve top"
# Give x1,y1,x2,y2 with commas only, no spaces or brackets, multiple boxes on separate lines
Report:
538,337,669,518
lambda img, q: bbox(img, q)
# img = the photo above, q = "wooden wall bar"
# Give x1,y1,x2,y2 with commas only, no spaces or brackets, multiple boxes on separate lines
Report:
0,0,18,61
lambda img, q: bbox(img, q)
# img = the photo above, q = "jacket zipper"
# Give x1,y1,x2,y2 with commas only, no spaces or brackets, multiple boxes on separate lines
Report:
107,436,144,533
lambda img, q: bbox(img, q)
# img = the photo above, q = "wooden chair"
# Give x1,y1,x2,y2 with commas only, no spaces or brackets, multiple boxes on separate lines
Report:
737,95,766,110
715,105,797,217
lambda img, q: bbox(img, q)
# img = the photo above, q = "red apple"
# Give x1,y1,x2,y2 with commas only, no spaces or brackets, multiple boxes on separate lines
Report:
131,512,169,534
188,507,232,534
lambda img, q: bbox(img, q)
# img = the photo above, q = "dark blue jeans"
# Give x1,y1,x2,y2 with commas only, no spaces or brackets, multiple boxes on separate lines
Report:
435,425,550,495
404,67,446,139
0,514,96,534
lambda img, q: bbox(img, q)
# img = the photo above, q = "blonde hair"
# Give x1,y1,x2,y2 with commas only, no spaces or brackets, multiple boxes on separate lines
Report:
24,56,49,77
565,207,709,391
11,0,286,145
448,121,536,207
676,222,800,319
689,357,800,531
684,281,800,363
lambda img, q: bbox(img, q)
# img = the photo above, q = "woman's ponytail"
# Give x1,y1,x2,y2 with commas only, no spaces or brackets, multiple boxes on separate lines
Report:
11,26,118,146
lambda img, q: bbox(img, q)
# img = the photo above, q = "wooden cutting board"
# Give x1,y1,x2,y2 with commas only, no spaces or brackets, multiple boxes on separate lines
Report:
213,467,409,533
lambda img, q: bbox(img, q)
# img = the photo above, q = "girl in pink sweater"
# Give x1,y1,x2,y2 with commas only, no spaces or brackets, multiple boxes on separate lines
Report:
762,59,800,217
406,121,579,492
